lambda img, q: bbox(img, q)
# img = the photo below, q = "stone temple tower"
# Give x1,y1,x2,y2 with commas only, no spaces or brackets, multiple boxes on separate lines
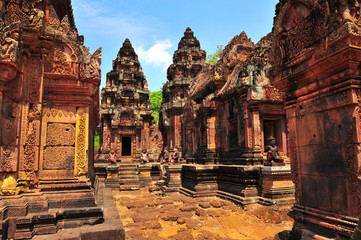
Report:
159,27,206,154
99,39,158,162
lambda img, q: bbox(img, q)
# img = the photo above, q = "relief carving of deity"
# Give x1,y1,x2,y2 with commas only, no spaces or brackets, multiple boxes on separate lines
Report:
1,31,19,62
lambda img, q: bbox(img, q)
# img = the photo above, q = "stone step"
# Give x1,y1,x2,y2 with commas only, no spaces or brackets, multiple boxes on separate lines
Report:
30,184,124,240
118,171,138,175
258,197,295,206
0,190,97,221
119,168,138,171
119,185,140,191
2,207,104,239
118,176,139,180
119,181,140,185
38,179,91,192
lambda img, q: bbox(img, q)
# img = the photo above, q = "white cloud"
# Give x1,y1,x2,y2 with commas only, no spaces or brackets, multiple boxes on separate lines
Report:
72,1,161,40
72,0,105,17
136,40,173,70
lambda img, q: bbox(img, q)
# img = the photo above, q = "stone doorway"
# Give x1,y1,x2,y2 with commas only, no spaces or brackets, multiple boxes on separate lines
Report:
121,137,132,156
262,119,286,153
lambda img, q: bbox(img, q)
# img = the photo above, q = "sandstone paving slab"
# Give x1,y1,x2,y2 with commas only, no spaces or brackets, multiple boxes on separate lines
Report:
199,202,212,209
195,208,208,217
169,229,194,240
178,211,194,218
179,205,198,212
176,217,186,224
210,200,225,208
113,188,293,240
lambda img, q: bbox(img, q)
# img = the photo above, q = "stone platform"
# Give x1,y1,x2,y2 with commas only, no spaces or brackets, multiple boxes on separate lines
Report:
259,166,295,206
180,164,294,207
0,179,125,240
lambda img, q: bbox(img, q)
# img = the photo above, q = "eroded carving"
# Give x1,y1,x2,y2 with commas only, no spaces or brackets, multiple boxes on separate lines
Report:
46,123,75,146
43,146,74,170
1,148,13,172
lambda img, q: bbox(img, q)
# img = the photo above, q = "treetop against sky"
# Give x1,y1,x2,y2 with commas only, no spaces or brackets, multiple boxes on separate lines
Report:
72,0,279,91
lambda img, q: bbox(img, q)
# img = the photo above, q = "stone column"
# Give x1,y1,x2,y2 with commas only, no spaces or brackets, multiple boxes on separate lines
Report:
240,101,263,165
75,107,89,176
101,120,111,153
174,114,182,149
207,115,216,151
0,67,18,180
168,115,174,149
142,121,149,150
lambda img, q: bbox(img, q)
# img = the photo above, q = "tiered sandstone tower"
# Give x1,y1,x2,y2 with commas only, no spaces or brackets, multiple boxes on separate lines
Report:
159,27,206,154
99,39,158,162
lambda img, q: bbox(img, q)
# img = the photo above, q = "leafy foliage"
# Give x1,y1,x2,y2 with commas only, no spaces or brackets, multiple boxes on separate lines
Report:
150,91,163,124
94,129,100,150
205,45,224,65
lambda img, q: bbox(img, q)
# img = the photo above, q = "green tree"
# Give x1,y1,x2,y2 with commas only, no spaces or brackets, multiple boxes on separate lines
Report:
205,45,224,65
150,91,163,124
94,129,100,150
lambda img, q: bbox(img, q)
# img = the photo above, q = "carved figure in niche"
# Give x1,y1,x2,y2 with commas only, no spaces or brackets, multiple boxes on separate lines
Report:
277,33,287,63
163,114,170,127
175,68,183,78
143,80,148,89
336,0,360,23
28,104,41,121
140,150,149,164
28,8,44,27
108,149,116,165
238,70,248,85
111,108,120,125
1,31,18,62
60,15,72,34
264,136,285,166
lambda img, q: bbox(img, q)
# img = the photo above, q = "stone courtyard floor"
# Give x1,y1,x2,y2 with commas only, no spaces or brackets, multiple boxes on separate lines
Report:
113,188,293,240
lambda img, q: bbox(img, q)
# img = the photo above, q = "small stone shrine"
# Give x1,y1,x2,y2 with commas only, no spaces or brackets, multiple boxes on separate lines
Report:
98,38,161,163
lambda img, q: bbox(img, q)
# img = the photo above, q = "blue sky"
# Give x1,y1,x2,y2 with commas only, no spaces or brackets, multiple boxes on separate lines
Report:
72,0,279,92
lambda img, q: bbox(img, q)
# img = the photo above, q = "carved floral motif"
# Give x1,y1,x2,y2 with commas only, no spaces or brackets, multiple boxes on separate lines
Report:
23,122,36,172
1,148,13,172
75,111,87,175
43,108,74,118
